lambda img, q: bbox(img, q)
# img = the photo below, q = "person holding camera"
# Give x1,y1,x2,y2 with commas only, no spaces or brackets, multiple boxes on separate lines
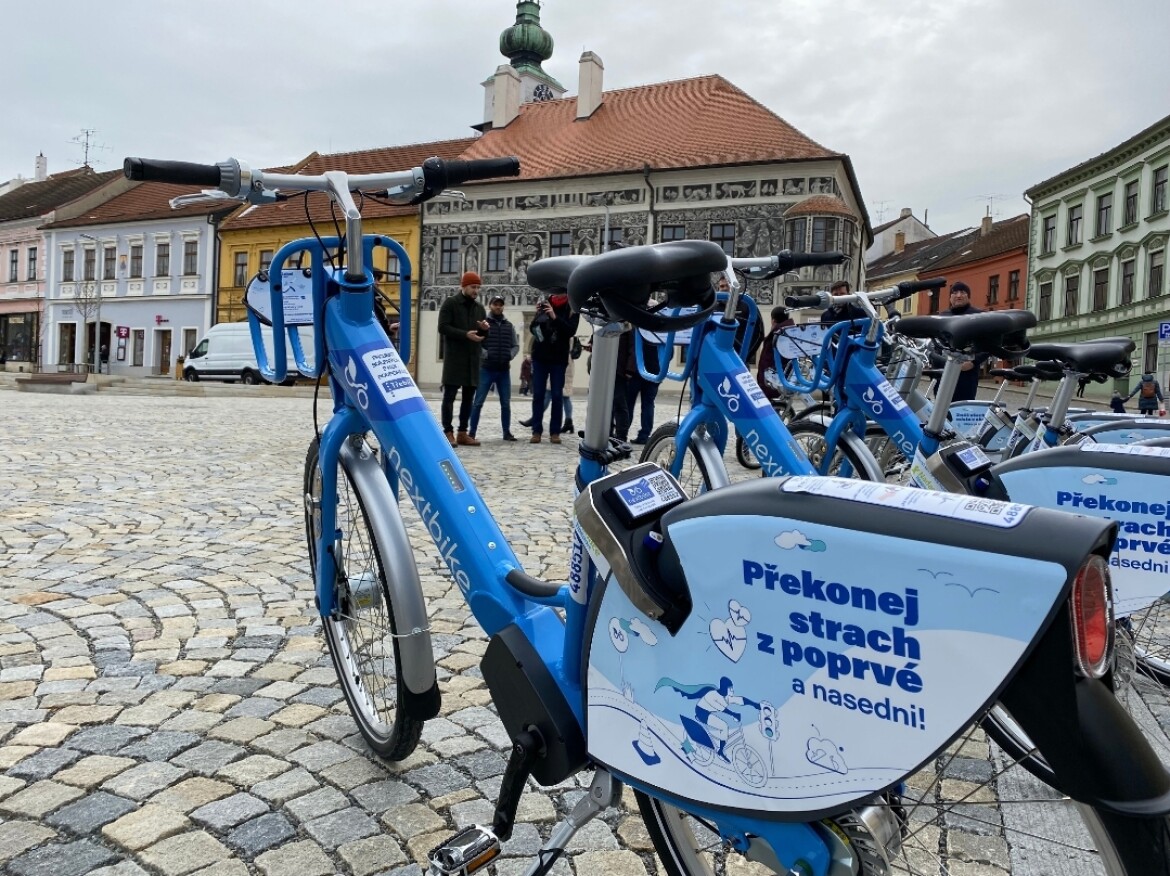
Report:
528,292,580,443
437,272,491,447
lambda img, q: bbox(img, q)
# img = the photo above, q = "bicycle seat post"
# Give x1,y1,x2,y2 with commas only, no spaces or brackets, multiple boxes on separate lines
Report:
926,359,963,434
582,320,625,453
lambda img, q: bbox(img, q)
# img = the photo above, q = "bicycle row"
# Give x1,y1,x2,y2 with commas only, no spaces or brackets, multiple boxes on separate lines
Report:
124,151,1170,876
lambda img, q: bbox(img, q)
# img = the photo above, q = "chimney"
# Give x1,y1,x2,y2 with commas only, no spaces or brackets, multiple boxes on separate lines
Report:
899,207,912,219
576,51,604,119
981,214,994,236
490,65,522,129
35,153,47,182
894,231,906,254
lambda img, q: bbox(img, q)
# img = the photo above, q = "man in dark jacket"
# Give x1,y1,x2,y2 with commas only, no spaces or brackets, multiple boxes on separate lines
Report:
437,272,490,447
529,292,580,443
819,280,869,326
941,281,986,402
468,295,520,442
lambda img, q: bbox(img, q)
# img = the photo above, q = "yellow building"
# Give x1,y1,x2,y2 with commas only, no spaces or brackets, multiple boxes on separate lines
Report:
216,140,476,350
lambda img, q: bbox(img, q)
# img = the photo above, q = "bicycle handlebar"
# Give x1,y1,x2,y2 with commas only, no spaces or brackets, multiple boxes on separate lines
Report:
731,250,846,281
896,278,947,295
431,157,521,187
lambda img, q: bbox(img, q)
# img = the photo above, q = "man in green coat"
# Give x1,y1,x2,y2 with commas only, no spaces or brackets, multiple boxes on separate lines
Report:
437,271,490,447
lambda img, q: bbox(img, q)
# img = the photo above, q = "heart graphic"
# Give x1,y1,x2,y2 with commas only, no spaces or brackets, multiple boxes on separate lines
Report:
710,618,746,662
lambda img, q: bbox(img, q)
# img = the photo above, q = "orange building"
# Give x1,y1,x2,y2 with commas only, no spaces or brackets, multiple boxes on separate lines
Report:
917,215,1029,315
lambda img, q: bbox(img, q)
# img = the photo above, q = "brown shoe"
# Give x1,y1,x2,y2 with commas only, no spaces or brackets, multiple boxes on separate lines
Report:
444,430,456,447
457,432,480,447
530,434,542,444
550,434,561,444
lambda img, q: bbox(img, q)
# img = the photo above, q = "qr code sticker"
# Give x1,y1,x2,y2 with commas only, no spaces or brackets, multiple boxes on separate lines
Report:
647,471,683,503
963,498,1007,516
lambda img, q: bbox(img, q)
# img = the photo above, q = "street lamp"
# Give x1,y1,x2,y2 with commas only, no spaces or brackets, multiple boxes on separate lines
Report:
79,233,102,373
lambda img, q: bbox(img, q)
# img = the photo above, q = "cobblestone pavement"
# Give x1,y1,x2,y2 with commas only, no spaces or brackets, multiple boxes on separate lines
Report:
0,391,1144,876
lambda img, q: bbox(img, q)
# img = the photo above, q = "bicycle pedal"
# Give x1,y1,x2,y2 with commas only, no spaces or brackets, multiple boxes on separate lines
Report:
427,825,501,875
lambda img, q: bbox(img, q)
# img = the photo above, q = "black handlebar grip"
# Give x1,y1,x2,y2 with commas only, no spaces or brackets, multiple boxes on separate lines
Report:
895,278,948,296
124,158,221,187
785,294,824,308
774,250,847,272
445,157,521,185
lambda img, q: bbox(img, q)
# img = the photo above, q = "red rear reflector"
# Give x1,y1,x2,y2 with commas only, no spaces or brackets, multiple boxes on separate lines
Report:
1070,554,1112,678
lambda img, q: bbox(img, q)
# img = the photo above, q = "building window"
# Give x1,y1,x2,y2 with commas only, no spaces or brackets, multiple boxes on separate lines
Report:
259,250,273,274
1120,259,1135,305
155,243,170,276
103,246,116,280
8,249,18,282
1038,281,1053,321
183,328,198,357
659,225,685,243
62,249,74,282
384,254,400,281
1007,270,1020,302
786,218,806,252
710,223,735,256
132,330,145,367
183,241,198,275
1095,192,1112,237
84,248,96,280
987,274,999,306
487,234,507,272
1154,165,1168,215
605,227,625,250
549,231,572,256
233,252,249,287
129,245,143,278
928,288,940,314
27,247,37,281
1124,180,1139,225
1041,214,1056,254
1063,274,1080,316
1066,204,1082,246
810,217,837,253
1092,267,1109,311
1150,250,1165,298
439,237,459,274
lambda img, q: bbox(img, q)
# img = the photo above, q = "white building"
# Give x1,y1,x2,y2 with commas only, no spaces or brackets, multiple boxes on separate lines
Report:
1025,112,1170,382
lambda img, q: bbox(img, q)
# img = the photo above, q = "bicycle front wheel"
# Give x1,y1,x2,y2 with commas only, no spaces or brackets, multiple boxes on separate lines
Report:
787,419,883,481
638,708,1170,876
641,421,717,496
304,435,424,760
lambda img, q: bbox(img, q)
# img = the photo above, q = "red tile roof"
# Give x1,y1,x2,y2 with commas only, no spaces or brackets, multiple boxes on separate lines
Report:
785,194,857,220
221,138,477,230
0,168,122,223
460,74,839,180
40,180,237,229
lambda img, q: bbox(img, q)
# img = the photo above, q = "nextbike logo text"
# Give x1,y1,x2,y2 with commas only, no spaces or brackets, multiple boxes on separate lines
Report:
383,444,468,592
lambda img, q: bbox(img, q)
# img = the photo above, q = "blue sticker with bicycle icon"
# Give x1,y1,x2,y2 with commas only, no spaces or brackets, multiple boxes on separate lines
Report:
329,341,429,420
584,513,1067,813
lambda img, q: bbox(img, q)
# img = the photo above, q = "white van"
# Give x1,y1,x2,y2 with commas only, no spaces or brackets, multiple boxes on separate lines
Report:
182,323,315,384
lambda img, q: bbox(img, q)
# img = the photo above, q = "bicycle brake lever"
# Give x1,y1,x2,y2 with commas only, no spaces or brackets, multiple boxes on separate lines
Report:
168,190,236,209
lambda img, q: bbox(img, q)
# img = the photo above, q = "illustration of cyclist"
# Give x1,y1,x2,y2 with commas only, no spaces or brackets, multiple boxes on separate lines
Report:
657,676,761,762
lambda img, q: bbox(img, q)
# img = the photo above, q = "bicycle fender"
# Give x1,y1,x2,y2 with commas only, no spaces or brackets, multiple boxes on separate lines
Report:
341,440,439,709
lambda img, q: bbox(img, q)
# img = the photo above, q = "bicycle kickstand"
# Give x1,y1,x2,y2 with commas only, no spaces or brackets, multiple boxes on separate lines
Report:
521,768,622,876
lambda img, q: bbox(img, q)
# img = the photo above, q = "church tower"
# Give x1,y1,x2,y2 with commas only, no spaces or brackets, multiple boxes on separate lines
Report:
481,1,566,128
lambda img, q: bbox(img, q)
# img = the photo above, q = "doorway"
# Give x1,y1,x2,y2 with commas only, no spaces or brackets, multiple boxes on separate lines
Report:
155,329,172,376
85,321,111,371
58,323,77,368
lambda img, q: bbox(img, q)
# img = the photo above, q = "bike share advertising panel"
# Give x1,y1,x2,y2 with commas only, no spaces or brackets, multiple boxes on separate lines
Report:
946,401,994,440
995,443,1170,617
577,471,1073,815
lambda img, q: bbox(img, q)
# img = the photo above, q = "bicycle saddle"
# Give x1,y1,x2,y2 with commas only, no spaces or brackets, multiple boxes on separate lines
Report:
1027,341,1133,377
1014,361,1063,380
989,367,1018,379
528,241,723,332
897,310,1036,357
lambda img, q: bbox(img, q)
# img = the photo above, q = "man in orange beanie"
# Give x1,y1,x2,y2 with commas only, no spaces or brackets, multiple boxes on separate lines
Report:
437,272,490,446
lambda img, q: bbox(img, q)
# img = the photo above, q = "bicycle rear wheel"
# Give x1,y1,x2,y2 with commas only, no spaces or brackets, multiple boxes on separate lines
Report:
638,707,1170,875
304,435,424,760
734,432,762,471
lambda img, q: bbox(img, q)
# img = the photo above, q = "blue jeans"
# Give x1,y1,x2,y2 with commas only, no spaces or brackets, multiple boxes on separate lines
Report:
530,360,566,435
468,367,512,436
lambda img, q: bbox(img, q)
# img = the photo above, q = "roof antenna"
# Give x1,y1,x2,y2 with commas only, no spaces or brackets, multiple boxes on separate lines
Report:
70,128,111,169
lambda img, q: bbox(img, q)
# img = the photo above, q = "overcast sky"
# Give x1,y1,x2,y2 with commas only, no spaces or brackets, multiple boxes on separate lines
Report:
4,0,1167,236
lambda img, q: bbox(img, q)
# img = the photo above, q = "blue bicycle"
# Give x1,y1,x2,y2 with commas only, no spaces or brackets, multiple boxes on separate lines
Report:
125,154,1170,876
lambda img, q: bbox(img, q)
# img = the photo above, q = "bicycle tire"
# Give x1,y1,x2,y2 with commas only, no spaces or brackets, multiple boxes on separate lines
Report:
786,419,883,481
640,422,717,496
734,432,762,471
304,435,424,760
637,709,1170,876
